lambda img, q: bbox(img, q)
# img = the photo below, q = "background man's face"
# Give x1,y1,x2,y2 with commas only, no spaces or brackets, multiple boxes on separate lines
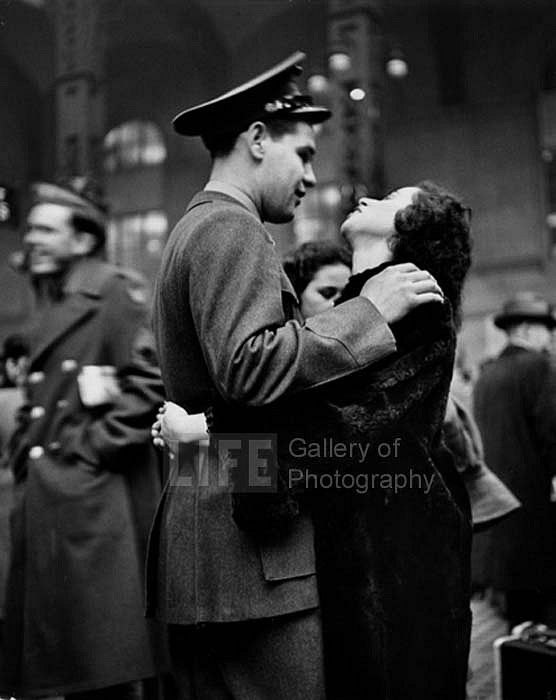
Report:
24,203,78,275
525,321,552,351
259,121,317,224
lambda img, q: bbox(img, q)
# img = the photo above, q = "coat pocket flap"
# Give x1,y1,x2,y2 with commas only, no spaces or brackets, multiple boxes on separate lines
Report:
258,513,316,581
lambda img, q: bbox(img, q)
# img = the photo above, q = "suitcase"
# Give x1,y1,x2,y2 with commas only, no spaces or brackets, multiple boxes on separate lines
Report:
493,622,556,699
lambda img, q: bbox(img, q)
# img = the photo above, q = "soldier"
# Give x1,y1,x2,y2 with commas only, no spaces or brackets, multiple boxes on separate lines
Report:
147,52,444,699
0,178,166,699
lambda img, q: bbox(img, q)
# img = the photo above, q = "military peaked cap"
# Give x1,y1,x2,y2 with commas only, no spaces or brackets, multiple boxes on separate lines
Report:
30,177,108,231
173,51,331,138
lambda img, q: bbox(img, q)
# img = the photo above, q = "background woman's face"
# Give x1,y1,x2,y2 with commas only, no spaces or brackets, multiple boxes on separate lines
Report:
340,186,420,240
300,262,351,318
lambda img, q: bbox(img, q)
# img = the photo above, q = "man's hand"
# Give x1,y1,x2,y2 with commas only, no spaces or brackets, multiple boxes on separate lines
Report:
359,263,444,324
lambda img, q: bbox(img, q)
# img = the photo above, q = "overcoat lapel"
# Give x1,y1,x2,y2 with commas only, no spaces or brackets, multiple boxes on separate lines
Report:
29,293,99,369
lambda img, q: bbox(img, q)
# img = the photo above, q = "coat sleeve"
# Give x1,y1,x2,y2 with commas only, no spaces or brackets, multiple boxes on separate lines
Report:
186,209,396,406
62,275,165,469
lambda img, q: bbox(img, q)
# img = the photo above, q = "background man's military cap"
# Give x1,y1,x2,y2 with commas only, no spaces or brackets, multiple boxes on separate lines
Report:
493,291,556,329
30,177,108,231
173,51,331,138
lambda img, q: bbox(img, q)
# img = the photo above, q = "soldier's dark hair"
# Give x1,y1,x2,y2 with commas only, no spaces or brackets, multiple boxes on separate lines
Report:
55,176,108,255
203,118,311,158
70,213,106,254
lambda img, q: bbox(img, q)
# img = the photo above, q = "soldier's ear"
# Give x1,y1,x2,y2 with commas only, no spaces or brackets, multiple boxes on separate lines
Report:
72,231,97,257
246,121,268,161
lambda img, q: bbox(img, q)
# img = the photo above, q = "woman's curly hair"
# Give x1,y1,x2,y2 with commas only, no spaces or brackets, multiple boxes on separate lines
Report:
283,240,352,297
390,180,472,321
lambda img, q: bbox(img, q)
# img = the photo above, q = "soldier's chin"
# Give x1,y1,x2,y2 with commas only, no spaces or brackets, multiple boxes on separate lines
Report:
29,259,62,275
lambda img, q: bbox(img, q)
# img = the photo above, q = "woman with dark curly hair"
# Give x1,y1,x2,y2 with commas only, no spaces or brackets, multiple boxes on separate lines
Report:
294,180,473,700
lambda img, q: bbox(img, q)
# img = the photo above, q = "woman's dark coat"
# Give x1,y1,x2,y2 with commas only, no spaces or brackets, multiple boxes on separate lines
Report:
235,264,473,700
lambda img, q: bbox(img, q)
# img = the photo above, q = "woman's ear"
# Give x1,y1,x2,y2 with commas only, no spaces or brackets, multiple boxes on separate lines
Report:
246,121,268,161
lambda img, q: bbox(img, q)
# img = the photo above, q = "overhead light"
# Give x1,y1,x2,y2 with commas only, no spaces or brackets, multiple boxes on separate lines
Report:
307,74,329,93
328,52,352,73
349,87,366,101
386,49,408,79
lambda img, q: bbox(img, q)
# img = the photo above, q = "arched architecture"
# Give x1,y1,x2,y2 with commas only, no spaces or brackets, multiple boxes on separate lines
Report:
2,0,556,369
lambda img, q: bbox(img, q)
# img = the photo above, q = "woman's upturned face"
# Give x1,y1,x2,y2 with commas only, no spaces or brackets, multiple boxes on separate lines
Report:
340,187,420,241
300,262,351,318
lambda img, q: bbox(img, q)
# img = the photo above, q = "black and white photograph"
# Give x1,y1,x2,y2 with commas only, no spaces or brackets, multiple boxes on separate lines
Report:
1,1,556,698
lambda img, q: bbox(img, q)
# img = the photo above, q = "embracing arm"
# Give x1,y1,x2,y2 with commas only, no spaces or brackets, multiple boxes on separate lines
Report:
186,209,396,406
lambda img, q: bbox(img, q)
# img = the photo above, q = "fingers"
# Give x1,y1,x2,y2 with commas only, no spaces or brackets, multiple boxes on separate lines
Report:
387,262,419,273
411,278,444,297
410,291,444,306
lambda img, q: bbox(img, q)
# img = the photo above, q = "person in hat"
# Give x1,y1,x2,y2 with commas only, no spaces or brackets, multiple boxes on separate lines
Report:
472,291,556,630
0,177,167,699
148,51,444,699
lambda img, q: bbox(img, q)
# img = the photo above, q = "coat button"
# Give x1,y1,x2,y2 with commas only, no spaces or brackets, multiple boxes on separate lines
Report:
30,406,45,419
61,359,78,372
29,445,44,459
28,371,45,384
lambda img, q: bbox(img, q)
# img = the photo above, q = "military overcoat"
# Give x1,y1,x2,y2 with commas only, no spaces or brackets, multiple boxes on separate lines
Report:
0,258,166,698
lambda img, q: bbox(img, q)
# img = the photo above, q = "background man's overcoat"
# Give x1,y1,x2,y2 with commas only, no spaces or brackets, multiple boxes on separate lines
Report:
0,258,166,698
472,344,556,591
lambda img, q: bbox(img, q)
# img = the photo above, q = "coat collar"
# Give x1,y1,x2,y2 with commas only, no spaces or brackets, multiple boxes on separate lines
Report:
204,180,260,220
63,257,115,298
29,259,112,368
186,190,275,245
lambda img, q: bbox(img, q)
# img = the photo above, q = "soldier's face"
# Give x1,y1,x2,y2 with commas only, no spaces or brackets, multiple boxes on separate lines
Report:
24,203,81,275
259,122,317,223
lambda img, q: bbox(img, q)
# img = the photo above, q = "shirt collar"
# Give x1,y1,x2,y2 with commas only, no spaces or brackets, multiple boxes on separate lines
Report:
204,180,261,220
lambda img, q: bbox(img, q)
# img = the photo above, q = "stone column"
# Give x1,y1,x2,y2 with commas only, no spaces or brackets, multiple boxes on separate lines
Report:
49,0,106,177
327,0,384,214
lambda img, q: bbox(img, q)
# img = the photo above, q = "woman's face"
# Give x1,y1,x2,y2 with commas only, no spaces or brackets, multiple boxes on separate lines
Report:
300,262,351,318
340,187,420,241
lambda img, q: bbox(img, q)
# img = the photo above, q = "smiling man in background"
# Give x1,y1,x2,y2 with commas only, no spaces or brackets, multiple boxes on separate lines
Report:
0,177,166,700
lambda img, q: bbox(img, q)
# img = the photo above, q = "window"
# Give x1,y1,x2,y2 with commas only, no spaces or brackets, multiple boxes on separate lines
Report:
293,184,343,243
103,120,166,172
107,211,167,281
